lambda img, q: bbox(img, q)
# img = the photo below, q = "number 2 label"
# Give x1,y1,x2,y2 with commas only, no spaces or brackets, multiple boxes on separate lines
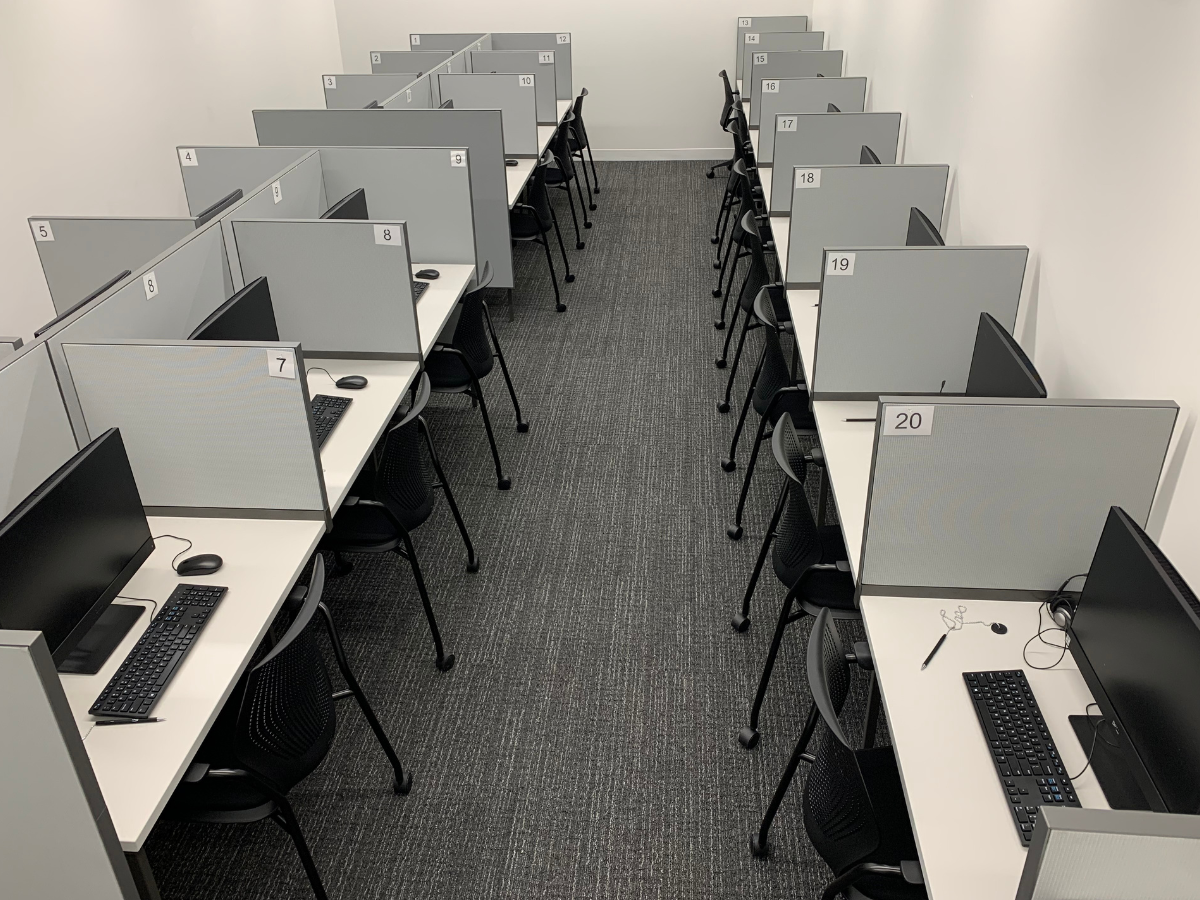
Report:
371,52,381,65
883,406,935,436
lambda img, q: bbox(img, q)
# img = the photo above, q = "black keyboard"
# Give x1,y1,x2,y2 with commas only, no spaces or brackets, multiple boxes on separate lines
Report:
412,280,429,300
310,394,352,447
964,670,1080,844
90,584,227,719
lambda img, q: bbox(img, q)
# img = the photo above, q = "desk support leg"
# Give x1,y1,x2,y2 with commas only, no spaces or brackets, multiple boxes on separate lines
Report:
126,849,161,900
506,288,514,323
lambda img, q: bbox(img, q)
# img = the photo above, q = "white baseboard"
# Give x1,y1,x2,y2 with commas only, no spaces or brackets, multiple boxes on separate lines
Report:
588,148,729,161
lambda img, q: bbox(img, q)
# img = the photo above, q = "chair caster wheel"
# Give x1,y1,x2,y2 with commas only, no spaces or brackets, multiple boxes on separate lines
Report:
517,422,529,433
565,274,576,283
750,835,769,858
594,187,601,194
466,557,480,573
712,288,722,298
576,241,586,250
556,303,567,312
714,320,725,330
727,524,743,540
707,171,716,179
584,221,592,229
436,654,456,672
721,458,736,472
711,237,720,245
394,772,413,795
731,613,750,632
498,477,512,491
715,358,727,369
717,401,730,414
330,556,354,577
589,204,597,211
738,726,759,749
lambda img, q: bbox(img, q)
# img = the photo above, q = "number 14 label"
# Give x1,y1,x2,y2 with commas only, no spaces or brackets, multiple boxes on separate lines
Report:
883,406,935,436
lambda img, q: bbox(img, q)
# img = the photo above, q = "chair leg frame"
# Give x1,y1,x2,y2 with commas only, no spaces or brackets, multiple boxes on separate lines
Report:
722,316,762,406
416,415,479,571
732,481,789,632
267,794,329,900
436,347,511,490
717,267,753,366
546,203,575,285
730,386,806,537
481,302,529,432
750,701,821,857
723,353,764,465
739,585,809,748
396,529,455,671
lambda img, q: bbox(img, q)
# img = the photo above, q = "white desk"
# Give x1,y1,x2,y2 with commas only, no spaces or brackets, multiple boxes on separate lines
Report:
60,516,325,851
812,401,875,577
508,102,571,208
861,596,1109,900
414,263,474,358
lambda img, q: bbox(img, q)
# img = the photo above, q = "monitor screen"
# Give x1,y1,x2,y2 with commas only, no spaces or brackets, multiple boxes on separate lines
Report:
965,313,1046,399
0,429,153,664
859,144,880,165
905,206,945,247
1070,507,1200,813
189,276,279,342
321,187,369,221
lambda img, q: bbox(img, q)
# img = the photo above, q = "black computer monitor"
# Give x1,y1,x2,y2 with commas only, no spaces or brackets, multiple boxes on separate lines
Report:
363,100,381,109
0,428,154,671
964,313,1046,398
321,187,369,220
194,188,243,227
440,98,454,109
826,102,840,113
905,206,945,246
34,270,131,337
860,144,880,164
188,276,279,342
1069,507,1200,813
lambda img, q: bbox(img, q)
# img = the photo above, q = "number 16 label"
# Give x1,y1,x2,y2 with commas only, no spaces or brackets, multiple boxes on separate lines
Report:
883,406,935,436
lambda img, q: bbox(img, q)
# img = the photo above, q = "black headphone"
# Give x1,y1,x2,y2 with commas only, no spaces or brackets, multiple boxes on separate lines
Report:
1049,594,1076,629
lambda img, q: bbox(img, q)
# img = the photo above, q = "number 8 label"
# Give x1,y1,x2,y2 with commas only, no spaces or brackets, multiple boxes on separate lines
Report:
374,224,403,247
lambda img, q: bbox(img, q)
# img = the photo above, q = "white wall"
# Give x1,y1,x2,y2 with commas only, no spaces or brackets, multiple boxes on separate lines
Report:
0,0,342,341
331,1,812,160
812,0,1200,581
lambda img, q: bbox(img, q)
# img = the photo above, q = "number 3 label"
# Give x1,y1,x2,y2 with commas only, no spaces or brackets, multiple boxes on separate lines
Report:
826,252,855,275
374,224,403,246
883,406,935,436
268,348,296,380
324,75,336,88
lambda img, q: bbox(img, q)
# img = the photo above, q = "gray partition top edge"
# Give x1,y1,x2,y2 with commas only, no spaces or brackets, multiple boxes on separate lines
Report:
748,51,846,126
370,49,453,74
758,77,870,164
489,34,573,99
737,14,810,73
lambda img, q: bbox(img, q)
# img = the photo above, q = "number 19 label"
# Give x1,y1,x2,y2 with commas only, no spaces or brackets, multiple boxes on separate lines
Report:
883,406,935,436
826,252,855,275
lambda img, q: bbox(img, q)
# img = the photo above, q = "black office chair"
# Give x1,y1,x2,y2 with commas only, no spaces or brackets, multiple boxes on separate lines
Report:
713,158,769,317
545,109,592,248
707,69,740,180
568,87,600,206
755,609,927,900
715,214,784,391
510,166,574,312
711,98,757,254
322,373,474,671
164,556,410,900
427,264,529,490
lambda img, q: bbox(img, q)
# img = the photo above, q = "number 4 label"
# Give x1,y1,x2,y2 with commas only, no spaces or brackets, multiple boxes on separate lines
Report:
826,252,855,275
324,75,336,88
518,74,534,87
883,405,935,436
753,53,768,65
268,348,296,379
374,224,403,246
539,51,554,64
178,148,198,167
794,168,821,188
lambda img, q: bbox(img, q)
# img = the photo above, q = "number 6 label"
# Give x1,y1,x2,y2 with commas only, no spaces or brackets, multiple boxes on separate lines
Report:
374,224,403,246
826,252,855,275
883,406,935,436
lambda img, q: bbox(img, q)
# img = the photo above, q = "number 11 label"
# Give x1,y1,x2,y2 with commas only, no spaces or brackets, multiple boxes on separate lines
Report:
883,406,935,436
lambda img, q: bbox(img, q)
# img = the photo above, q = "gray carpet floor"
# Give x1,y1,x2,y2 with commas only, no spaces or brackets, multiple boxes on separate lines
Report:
147,161,878,900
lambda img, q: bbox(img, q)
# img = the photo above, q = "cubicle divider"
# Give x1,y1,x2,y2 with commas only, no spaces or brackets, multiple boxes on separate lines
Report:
748,51,845,125
811,246,1029,398
470,50,558,123
0,338,22,358
323,73,417,109
176,146,312,218
410,33,487,52
232,219,422,360
784,163,950,287
858,397,1178,599
370,49,452,74
383,76,432,110
739,32,825,89
253,108,513,288
28,218,195,316
0,342,80,517
60,339,329,520
768,112,902,208
437,73,539,155
758,77,869,163
736,15,808,75
491,34,572,100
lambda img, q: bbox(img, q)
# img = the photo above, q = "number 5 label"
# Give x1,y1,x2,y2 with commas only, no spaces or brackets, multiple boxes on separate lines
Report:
794,168,821,188
826,252,855,275
374,224,403,246
883,405,935,436
268,348,296,380
31,220,54,241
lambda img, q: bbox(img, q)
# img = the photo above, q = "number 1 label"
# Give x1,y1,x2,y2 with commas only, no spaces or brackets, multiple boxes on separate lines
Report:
826,252,855,275
374,224,403,246
268,348,296,379
411,35,421,45
883,405,935,436
794,168,821,188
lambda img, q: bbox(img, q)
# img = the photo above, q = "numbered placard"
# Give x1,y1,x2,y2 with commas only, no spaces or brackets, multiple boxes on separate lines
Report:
739,17,752,27
753,52,768,65
371,52,381,65
374,224,403,247
556,33,570,44
410,34,421,45
763,80,779,93
826,252,856,275
178,148,198,167
777,116,797,132
794,168,821,188
745,33,760,44
323,75,336,89
518,74,534,88
406,89,412,102
883,405,935,436
268,348,296,380
142,270,159,300
539,51,554,64
30,220,54,241
449,149,467,167
271,180,282,204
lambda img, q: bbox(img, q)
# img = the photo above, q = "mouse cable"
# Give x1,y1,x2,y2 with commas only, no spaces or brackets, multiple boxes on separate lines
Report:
1069,702,1120,782
152,534,194,571
306,366,337,385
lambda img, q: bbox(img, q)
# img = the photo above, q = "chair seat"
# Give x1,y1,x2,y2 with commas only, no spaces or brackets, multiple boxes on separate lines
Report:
774,524,851,601
568,135,583,153
509,212,546,239
426,344,493,391
845,748,927,900
165,777,278,822
544,166,571,185
327,499,428,546
758,389,816,429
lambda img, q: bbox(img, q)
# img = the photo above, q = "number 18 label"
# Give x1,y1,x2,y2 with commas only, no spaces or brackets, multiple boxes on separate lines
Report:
794,168,821,188
883,406,935,436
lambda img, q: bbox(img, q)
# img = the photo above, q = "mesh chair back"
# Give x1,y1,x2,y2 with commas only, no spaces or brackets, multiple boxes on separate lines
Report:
570,88,591,150
772,413,824,576
550,114,576,182
528,159,554,226
738,212,771,312
720,70,737,127
803,608,880,874
752,326,791,414
375,414,435,531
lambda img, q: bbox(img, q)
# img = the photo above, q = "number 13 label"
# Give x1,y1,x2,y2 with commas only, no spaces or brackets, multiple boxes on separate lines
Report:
883,406,935,436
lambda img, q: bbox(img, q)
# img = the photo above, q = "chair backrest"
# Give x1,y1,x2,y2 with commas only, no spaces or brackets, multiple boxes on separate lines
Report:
803,608,881,875
375,404,435,527
233,555,336,792
550,113,576,179
753,322,794,412
738,212,771,311
720,70,736,127
571,88,590,148
522,156,555,227
771,412,825,572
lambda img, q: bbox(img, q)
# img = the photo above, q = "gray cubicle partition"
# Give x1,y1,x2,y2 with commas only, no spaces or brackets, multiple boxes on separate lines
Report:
323,73,417,109
29,218,195,315
859,397,1178,598
0,343,79,517
61,340,329,519
233,219,421,360
176,146,310,217
1,631,138,900
739,32,825,90
383,75,432,110
409,33,487,52
736,15,808,76
759,77,869,163
437,73,538,156
491,34,572,100
370,49,451,74
748,51,845,126
784,164,950,288
769,112,902,209
811,246,1029,399
470,50,557,123
253,108,513,288
0,337,22,358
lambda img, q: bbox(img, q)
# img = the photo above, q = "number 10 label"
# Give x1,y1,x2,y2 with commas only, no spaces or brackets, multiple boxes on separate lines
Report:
883,406,935,436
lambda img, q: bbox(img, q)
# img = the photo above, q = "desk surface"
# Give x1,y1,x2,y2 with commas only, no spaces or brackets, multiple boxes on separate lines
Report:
414,263,474,358
507,159,536,208
861,596,1109,900
61,516,325,851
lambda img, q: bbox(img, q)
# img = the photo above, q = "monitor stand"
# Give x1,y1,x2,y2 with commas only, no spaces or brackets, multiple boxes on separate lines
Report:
1068,714,1152,811
57,604,146,675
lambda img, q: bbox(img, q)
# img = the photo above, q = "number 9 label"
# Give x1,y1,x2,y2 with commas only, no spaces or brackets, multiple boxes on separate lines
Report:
883,405,935,436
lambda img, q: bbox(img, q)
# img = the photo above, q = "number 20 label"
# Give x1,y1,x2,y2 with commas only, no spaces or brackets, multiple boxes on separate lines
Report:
883,406,935,436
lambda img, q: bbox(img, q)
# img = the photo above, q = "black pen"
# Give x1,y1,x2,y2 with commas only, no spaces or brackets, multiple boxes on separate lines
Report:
94,717,165,726
921,634,948,670
844,417,877,422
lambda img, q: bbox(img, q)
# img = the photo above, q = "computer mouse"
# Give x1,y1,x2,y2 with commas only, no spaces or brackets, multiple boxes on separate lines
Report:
415,269,440,280
176,554,223,576
335,374,369,390
505,159,519,167
991,622,1008,635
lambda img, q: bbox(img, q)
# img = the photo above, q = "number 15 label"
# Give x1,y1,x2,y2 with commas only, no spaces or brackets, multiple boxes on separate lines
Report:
883,406,935,436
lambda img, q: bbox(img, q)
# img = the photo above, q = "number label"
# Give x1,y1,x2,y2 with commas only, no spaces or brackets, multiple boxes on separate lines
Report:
753,53,768,65
518,74,534,87
268,348,296,380
883,406,935,436
406,89,412,102
739,18,752,27
556,33,570,44
142,270,159,300
539,51,554,64
374,224,403,246
178,148,198,167
777,116,797,132
410,34,420,45
324,75,336,88
450,150,467,167
31,220,54,241
271,180,282,204
826,252,856,275
794,168,821,188
763,80,779,93
371,52,381,65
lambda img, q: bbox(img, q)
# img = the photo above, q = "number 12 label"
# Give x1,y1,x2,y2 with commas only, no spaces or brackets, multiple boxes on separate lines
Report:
883,406,935,436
